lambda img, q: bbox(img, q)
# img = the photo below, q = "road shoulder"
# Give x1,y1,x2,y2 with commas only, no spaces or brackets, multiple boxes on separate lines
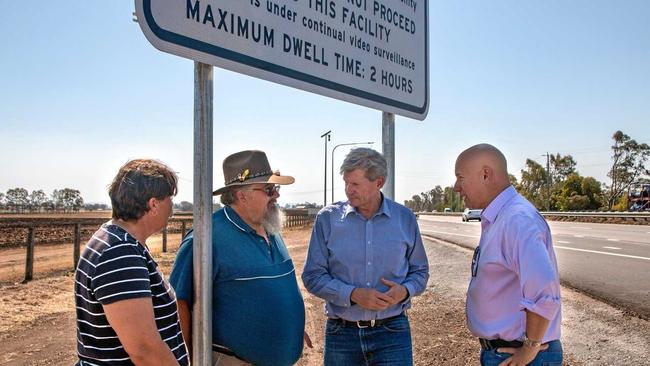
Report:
422,235,650,365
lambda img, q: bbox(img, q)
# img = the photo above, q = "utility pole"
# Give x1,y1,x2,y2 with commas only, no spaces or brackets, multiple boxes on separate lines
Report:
544,152,551,211
321,131,331,208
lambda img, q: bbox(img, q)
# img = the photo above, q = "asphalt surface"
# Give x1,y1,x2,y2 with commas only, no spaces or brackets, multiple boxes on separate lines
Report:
418,215,650,319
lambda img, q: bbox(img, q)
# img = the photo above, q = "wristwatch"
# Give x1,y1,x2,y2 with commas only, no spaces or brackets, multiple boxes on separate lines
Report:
522,335,542,348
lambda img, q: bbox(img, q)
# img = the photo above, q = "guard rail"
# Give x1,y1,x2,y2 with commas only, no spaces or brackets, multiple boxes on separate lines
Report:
417,211,650,224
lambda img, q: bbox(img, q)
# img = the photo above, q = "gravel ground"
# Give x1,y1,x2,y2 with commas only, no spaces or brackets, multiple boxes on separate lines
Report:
0,227,648,365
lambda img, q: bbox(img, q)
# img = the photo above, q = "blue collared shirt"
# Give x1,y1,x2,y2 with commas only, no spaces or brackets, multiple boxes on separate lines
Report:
302,195,429,321
466,186,562,342
169,206,305,366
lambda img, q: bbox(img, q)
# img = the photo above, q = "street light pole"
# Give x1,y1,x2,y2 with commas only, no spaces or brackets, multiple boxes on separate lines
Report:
331,142,374,203
542,152,551,211
321,130,331,207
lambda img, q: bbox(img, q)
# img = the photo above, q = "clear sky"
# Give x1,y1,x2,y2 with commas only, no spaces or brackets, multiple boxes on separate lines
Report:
1,1,648,206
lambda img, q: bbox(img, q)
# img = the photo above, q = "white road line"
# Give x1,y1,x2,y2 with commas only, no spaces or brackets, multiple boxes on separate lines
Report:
603,246,621,250
570,227,585,229
421,230,480,239
555,245,650,261
607,239,620,242
574,235,584,238
557,240,571,244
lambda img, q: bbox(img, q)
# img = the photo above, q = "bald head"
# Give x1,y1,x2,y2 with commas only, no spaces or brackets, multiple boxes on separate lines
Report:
454,144,511,209
457,144,509,179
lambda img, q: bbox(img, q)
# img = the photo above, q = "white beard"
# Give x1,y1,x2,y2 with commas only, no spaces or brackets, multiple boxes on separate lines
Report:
262,204,284,235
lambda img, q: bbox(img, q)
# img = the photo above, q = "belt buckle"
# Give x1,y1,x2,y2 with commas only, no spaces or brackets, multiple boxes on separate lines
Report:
356,319,375,328
479,338,491,350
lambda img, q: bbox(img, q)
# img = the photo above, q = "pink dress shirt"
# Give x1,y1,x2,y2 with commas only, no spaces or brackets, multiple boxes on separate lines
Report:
466,186,561,342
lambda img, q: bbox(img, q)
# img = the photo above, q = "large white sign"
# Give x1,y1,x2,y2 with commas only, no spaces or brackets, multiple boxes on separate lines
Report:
135,0,428,120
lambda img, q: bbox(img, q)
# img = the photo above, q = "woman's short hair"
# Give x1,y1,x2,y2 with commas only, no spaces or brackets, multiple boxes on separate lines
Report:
108,159,178,221
340,148,387,181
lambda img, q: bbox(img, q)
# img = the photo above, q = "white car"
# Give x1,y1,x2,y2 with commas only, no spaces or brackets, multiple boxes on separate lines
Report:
462,208,482,222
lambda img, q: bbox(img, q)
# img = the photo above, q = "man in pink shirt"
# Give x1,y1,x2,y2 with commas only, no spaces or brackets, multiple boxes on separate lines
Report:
454,144,562,366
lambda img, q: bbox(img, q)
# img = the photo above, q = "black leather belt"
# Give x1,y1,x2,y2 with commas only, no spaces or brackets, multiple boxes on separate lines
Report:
479,338,523,350
331,313,404,328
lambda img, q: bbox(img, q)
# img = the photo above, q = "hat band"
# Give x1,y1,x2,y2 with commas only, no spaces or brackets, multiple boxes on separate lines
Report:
225,169,272,185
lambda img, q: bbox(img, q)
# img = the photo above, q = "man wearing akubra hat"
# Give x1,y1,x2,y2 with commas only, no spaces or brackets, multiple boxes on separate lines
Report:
169,150,308,366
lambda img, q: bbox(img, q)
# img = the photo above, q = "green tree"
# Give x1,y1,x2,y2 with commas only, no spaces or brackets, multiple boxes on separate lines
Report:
581,176,603,209
552,173,602,211
52,188,84,212
51,189,65,211
411,195,423,212
427,186,444,211
438,186,464,211
404,195,422,212
508,174,519,187
28,190,48,212
550,153,577,183
0,192,5,210
420,191,432,212
604,131,650,210
176,201,193,212
417,186,445,212
85,203,109,211
6,188,29,213
517,159,548,210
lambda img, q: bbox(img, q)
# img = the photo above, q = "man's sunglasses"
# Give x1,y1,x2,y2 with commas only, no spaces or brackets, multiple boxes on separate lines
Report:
250,185,280,197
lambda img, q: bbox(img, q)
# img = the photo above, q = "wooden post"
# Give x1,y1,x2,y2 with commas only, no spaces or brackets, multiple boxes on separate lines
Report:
181,221,187,238
24,227,35,283
162,227,168,253
73,223,81,269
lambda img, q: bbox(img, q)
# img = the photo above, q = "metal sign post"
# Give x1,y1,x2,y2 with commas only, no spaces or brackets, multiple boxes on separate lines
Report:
192,61,213,366
382,112,395,200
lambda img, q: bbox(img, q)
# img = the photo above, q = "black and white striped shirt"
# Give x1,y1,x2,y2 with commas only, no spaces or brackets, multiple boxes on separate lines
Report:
74,223,188,366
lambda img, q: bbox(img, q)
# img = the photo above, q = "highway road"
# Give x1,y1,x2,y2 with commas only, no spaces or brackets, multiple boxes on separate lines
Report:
418,215,650,319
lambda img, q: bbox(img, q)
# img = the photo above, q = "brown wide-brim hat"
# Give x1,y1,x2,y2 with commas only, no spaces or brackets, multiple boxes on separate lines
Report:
212,150,294,196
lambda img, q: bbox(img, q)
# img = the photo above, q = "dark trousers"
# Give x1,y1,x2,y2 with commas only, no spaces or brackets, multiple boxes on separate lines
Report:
480,340,563,366
324,313,413,366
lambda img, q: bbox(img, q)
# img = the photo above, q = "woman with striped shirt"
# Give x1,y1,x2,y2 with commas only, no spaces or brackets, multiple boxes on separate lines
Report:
74,159,188,366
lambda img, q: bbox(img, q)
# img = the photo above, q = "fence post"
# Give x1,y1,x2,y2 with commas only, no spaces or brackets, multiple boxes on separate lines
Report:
162,227,168,252
181,221,187,238
24,227,35,283
73,223,81,269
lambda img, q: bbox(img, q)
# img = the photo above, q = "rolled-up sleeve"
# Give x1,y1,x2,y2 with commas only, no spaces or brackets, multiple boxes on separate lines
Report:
301,214,355,307
402,221,429,300
510,217,561,321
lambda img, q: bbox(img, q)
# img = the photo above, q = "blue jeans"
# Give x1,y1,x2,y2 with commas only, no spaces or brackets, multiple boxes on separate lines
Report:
324,313,413,366
480,340,563,366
